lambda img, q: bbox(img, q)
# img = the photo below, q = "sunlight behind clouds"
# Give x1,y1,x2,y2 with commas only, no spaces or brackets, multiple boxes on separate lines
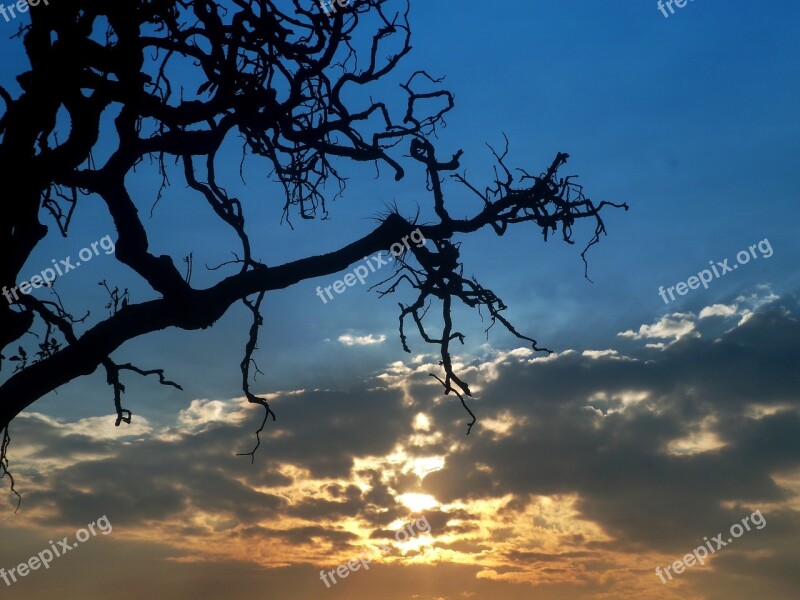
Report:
397,493,439,512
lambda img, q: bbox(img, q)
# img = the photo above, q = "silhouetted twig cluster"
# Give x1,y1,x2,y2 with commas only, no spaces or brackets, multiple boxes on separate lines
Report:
0,0,626,493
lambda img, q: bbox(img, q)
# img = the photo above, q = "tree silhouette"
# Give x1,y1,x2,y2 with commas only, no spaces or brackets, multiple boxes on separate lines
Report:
0,0,627,503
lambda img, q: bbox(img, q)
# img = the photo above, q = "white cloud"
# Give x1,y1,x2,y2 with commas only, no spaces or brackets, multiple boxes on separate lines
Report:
618,315,698,343
177,398,251,432
19,412,155,441
338,334,387,346
735,288,779,310
699,303,738,319
481,410,525,440
478,347,535,382
582,349,631,360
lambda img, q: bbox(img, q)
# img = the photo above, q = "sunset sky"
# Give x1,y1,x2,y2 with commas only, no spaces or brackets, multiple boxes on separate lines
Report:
1,1,799,599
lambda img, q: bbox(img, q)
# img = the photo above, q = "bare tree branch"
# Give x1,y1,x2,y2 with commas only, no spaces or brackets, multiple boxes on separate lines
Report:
0,0,627,494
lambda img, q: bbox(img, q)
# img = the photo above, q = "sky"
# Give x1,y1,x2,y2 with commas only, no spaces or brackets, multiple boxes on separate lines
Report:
1,1,799,599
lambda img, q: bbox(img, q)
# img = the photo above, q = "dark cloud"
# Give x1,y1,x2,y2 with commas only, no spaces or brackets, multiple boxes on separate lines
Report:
424,305,800,549
3,295,799,598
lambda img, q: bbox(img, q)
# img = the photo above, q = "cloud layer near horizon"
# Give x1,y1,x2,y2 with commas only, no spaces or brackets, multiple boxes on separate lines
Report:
2,290,799,600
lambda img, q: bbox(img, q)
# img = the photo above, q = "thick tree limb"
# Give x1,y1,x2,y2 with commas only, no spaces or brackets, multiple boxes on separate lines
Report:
0,0,627,491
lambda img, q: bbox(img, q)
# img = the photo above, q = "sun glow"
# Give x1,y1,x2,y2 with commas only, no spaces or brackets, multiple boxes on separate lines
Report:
397,493,439,512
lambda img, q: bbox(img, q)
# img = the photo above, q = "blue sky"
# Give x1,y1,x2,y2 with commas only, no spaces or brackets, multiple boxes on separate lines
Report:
1,2,799,598
9,0,795,419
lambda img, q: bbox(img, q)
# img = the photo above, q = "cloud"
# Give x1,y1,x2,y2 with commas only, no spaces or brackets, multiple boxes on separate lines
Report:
699,303,738,319
337,334,387,346
581,349,634,361
177,398,251,432
2,291,799,599
618,314,698,343
19,411,155,441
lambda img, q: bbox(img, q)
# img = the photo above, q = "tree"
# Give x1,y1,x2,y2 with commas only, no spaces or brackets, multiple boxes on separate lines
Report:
0,0,627,504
